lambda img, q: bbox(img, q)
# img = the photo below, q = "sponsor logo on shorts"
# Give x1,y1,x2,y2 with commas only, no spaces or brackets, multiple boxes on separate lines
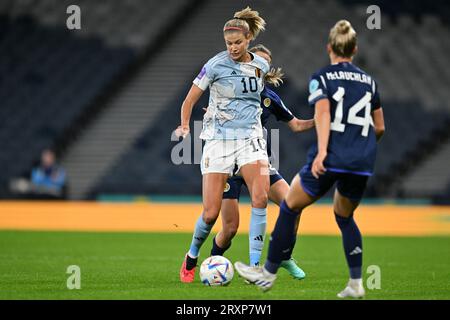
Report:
204,157,209,168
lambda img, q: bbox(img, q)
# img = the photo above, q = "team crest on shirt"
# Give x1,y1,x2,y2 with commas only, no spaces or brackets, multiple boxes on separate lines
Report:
224,183,230,192
255,68,261,78
263,98,271,108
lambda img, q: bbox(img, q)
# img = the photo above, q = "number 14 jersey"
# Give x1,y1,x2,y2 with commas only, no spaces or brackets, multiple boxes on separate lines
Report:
307,61,382,176
193,51,270,140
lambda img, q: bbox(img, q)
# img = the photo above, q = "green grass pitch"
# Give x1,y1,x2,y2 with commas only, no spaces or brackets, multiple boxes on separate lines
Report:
0,230,449,299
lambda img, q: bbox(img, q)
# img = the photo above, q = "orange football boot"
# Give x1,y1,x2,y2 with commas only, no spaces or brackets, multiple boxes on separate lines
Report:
180,254,196,283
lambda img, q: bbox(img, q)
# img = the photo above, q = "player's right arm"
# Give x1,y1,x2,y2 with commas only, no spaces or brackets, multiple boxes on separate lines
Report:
176,58,217,138
176,85,204,138
311,98,331,179
307,73,330,178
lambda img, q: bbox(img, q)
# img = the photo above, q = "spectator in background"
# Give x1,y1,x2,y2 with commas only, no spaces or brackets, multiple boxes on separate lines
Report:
30,149,67,199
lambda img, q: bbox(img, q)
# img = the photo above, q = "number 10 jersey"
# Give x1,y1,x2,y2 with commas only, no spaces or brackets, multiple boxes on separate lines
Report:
193,51,270,141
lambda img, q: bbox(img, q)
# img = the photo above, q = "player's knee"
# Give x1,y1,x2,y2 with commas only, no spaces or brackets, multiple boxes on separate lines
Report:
285,200,302,212
285,194,308,212
202,209,219,225
333,200,355,218
251,191,268,208
202,215,217,225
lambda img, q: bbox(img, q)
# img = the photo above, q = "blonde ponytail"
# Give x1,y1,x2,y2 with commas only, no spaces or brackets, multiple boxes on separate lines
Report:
265,67,284,87
249,44,284,87
223,7,266,40
328,20,357,58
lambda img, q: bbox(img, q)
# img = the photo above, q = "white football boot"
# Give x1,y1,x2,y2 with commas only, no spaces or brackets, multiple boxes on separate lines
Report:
242,266,264,285
234,261,277,292
337,278,365,298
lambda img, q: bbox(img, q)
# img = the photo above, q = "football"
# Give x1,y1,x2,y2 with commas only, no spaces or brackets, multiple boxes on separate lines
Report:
199,255,234,286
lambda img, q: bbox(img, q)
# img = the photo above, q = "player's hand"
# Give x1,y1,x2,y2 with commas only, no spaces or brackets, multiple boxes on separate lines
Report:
289,118,315,132
311,152,327,179
175,125,190,138
298,119,315,132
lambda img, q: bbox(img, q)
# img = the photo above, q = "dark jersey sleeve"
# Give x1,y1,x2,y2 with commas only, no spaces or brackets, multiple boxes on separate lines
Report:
307,72,328,107
371,79,381,110
261,88,294,122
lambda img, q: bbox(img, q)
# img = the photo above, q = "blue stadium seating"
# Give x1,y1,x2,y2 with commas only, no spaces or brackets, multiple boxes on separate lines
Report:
0,16,135,196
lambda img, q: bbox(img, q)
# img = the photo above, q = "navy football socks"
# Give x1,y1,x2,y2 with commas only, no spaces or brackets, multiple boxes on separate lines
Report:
210,236,231,256
185,255,198,270
188,213,214,258
335,212,363,279
265,201,301,274
282,214,300,261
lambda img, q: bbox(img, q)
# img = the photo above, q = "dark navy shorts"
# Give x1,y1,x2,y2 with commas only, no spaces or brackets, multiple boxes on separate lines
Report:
223,171,284,200
299,165,369,202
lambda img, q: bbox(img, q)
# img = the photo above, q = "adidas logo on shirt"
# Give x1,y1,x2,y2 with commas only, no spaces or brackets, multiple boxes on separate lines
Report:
349,246,362,255
231,71,237,75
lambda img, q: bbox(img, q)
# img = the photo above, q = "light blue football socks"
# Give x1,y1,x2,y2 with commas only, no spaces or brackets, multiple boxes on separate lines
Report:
249,207,267,266
188,213,214,258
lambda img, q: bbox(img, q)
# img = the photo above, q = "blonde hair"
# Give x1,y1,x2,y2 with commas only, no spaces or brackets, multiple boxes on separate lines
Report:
249,44,284,87
328,20,357,58
223,7,266,40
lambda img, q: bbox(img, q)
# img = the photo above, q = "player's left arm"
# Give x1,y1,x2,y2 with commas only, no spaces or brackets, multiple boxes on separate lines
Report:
265,89,315,132
287,117,315,132
372,107,385,142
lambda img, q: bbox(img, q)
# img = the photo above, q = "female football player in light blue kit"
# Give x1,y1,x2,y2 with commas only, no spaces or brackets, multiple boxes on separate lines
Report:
235,20,386,298
209,44,314,279
176,7,271,283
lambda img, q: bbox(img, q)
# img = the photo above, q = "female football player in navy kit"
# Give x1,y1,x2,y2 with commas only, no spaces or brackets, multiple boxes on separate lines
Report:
235,20,385,298
208,44,314,279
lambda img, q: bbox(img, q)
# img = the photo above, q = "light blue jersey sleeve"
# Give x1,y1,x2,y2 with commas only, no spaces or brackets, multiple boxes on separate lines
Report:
193,52,227,90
